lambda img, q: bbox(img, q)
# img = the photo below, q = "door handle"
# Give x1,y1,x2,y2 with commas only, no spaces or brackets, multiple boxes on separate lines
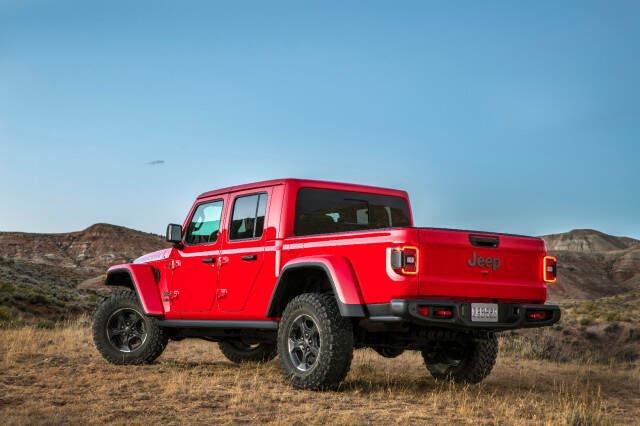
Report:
241,254,257,261
201,257,216,264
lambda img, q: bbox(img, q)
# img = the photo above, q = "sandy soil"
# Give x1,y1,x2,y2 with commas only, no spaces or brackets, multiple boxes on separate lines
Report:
1,323,638,425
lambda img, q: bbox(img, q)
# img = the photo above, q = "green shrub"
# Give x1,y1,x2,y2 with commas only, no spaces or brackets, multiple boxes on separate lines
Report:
579,317,593,326
0,305,11,321
35,320,55,329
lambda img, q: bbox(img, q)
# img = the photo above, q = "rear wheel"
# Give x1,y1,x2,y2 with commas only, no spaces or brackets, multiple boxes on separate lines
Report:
422,335,498,384
218,340,277,364
93,289,168,365
278,293,354,390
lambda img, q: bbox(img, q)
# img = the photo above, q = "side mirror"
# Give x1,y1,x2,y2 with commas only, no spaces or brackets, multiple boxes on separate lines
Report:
166,223,183,243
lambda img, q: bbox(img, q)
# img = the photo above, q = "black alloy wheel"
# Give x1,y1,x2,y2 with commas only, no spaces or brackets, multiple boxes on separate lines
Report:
106,308,148,353
287,314,321,372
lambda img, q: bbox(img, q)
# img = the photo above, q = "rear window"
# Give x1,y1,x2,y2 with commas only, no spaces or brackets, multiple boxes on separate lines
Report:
294,188,411,236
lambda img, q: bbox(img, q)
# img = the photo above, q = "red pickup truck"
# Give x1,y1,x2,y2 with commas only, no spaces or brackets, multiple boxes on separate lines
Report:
93,178,560,390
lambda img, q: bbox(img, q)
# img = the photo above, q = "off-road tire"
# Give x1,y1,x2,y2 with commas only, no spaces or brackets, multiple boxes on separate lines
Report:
93,289,168,365
218,341,277,364
278,293,354,390
422,335,498,384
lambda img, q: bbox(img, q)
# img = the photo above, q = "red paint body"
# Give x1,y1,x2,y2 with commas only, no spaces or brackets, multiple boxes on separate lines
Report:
109,179,551,320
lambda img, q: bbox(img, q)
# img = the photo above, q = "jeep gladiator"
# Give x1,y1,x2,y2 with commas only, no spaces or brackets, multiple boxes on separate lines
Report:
93,178,560,389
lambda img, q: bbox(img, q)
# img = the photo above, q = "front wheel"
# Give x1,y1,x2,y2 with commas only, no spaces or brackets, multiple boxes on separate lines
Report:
93,289,168,365
277,293,354,390
422,335,498,384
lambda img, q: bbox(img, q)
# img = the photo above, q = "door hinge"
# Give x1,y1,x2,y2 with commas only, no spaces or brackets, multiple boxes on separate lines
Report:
168,259,182,270
216,288,228,300
162,290,180,300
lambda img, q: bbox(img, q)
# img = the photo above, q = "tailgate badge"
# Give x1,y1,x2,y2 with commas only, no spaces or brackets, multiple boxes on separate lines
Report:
467,252,501,271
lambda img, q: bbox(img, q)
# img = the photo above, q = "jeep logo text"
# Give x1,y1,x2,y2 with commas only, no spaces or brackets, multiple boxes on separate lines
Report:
467,252,501,271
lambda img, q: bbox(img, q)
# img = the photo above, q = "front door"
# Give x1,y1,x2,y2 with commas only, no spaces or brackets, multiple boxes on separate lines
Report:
218,190,270,312
170,198,225,313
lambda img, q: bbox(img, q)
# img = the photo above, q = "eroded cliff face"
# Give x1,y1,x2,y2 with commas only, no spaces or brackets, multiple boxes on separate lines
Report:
0,223,168,274
0,224,168,322
541,229,640,301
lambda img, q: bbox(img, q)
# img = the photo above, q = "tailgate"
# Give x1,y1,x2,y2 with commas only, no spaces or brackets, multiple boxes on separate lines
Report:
418,228,547,303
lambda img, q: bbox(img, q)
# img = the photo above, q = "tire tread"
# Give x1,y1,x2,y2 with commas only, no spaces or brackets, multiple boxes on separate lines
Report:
422,335,498,384
278,293,354,390
92,289,168,365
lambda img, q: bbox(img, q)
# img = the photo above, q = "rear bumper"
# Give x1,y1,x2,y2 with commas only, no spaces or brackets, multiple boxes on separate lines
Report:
366,300,561,331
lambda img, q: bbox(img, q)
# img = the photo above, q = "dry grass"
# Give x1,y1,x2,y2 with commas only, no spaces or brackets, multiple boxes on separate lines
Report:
563,292,640,325
1,318,638,425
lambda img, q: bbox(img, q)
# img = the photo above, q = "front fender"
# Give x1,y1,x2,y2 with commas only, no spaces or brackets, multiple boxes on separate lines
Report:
268,255,365,317
105,264,164,316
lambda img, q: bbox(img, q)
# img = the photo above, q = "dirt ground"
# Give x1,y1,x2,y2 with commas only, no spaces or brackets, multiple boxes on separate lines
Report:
1,321,638,425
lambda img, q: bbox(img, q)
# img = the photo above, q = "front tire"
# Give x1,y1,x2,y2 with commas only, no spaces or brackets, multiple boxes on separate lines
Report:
218,340,277,364
93,289,168,365
278,293,354,390
422,334,498,384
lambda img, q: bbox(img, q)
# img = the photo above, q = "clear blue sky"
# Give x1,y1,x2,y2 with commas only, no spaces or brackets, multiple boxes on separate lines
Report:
1,1,638,238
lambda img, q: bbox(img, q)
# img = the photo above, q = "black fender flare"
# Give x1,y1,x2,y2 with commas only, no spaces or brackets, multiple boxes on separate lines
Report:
266,259,366,318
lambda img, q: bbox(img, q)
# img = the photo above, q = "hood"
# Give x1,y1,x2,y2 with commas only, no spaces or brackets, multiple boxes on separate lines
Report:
133,248,172,264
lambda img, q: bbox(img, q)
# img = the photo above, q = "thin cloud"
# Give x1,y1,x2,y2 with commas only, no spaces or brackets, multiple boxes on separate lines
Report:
146,160,165,166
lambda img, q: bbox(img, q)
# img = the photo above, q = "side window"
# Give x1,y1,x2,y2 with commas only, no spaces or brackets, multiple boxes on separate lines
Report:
229,193,268,240
185,200,224,245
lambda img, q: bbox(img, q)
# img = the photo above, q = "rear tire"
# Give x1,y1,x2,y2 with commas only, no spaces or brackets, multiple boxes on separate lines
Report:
218,340,277,364
278,293,354,390
422,335,498,384
93,289,168,365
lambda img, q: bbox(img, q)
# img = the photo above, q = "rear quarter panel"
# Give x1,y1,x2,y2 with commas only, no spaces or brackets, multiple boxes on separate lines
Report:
283,228,420,304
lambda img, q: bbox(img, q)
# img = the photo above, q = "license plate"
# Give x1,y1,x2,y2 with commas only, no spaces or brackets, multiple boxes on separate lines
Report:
471,303,499,322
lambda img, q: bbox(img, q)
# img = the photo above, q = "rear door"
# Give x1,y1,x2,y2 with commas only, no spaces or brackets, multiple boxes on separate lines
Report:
218,189,271,312
418,229,546,302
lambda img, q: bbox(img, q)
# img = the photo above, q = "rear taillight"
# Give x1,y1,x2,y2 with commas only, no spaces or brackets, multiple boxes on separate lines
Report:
543,256,557,283
390,246,419,275
433,308,454,318
527,310,550,321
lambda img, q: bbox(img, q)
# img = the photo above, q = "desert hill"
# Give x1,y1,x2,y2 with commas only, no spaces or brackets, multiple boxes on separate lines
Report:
0,223,167,275
0,224,167,322
543,228,639,252
541,229,640,301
